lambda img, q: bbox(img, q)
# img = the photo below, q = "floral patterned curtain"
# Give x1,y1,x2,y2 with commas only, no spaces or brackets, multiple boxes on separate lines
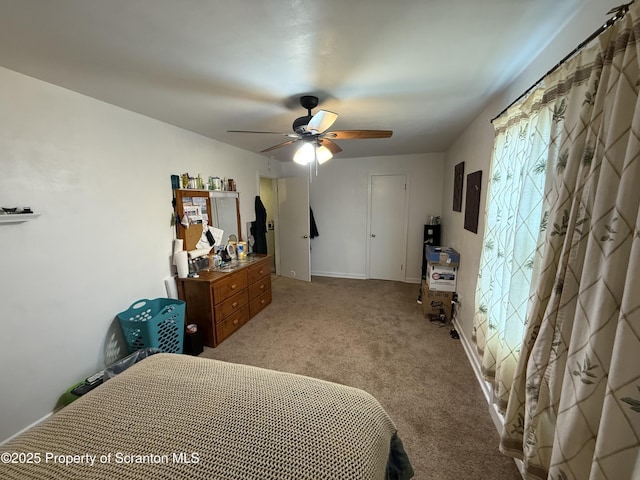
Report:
499,3,640,479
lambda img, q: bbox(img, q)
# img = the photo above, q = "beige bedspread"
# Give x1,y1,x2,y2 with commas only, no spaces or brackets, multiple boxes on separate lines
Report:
1,353,413,479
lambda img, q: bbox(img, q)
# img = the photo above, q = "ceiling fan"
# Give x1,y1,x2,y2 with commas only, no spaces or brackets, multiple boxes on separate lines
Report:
227,95,393,165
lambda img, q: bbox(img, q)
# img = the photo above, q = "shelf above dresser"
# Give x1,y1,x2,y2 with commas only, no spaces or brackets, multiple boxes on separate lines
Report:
0,214,40,224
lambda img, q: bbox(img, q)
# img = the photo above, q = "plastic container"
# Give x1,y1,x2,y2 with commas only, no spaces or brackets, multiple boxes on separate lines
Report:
103,347,162,380
117,298,186,354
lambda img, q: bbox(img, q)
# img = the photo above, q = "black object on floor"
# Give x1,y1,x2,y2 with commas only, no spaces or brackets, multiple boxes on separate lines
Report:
184,330,204,355
450,329,460,339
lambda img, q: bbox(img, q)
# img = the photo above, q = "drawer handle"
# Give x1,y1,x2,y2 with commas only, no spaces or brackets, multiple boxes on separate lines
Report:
231,284,237,290
233,318,239,325
259,284,265,290
261,299,265,305
232,301,238,308
258,269,264,274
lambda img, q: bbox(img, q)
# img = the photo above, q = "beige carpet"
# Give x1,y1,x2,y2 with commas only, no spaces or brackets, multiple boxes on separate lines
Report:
200,275,522,480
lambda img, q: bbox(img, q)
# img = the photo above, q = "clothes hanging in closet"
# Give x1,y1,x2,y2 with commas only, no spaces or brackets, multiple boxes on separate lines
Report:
252,195,268,254
310,208,319,238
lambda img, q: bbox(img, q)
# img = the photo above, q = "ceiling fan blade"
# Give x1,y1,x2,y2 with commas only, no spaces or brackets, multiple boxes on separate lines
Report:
307,110,338,134
260,139,299,153
319,138,343,155
323,130,393,140
228,130,297,137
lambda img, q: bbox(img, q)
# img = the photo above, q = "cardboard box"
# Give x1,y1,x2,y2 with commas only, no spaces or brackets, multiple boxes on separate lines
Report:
425,246,460,267
421,282,453,321
426,264,458,292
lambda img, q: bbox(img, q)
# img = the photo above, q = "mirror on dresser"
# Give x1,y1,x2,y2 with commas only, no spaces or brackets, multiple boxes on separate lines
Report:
174,189,241,250
210,191,241,243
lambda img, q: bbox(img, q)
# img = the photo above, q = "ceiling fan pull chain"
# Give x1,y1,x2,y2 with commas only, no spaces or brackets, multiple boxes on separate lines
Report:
315,147,319,176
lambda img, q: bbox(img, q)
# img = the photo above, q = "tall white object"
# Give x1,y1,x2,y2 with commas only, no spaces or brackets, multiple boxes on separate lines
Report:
175,250,189,278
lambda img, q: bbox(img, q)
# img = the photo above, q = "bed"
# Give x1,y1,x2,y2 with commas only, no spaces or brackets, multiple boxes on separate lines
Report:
1,353,414,479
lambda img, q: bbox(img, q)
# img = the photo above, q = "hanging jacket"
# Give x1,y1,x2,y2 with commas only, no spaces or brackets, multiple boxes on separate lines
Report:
252,195,268,254
310,208,319,238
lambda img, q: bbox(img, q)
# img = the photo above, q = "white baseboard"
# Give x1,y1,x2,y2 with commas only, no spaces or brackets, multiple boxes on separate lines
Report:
1,412,52,446
311,271,367,280
311,271,421,284
452,316,494,408
488,399,506,436
452,317,523,479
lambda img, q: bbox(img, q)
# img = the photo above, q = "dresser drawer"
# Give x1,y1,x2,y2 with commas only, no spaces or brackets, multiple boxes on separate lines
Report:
213,290,248,323
249,288,272,318
212,270,248,304
248,276,270,300
247,259,270,284
215,305,249,343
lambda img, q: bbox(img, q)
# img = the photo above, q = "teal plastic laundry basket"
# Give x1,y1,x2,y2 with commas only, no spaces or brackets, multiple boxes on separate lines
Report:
117,298,186,354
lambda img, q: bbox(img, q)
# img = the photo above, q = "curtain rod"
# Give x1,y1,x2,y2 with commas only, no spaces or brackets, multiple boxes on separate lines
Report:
490,2,633,123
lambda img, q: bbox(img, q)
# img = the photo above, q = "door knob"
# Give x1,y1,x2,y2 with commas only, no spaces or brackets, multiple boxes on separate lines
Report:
371,233,376,238
303,234,309,239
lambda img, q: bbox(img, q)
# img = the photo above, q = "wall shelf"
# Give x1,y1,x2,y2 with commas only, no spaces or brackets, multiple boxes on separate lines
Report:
175,188,239,197
0,214,40,224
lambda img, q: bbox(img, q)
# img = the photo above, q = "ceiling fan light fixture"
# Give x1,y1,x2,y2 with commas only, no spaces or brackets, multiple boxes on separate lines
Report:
293,142,315,165
316,145,333,164
293,142,333,166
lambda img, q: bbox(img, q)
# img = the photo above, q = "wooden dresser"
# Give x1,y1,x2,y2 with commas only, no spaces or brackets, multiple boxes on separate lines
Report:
176,254,271,347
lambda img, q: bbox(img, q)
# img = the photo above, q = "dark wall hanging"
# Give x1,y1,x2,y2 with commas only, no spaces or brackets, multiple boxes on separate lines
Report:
464,170,482,234
453,161,465,212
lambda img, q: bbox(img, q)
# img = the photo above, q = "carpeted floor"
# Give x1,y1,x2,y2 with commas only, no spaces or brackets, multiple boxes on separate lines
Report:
200,275,522,480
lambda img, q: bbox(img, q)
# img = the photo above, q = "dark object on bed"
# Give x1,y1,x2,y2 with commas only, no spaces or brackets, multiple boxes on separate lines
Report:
1,354,414,480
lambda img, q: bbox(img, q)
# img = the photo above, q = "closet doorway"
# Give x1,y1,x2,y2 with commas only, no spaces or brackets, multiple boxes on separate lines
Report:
368,173,408,281
258,176,277,273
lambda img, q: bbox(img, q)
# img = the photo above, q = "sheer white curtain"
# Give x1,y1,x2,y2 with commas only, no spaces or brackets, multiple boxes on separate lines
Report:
473,87,551,413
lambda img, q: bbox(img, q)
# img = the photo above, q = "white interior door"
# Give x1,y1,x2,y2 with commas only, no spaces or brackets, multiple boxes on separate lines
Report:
277,176,311,282
369,174,408,281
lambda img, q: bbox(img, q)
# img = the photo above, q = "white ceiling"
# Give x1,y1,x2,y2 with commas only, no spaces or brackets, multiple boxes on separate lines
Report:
0,0,594,161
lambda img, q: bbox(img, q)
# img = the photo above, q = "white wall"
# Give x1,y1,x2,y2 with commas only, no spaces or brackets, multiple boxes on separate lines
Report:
441,0,621,342
284,153,444,282
0,66,282,443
